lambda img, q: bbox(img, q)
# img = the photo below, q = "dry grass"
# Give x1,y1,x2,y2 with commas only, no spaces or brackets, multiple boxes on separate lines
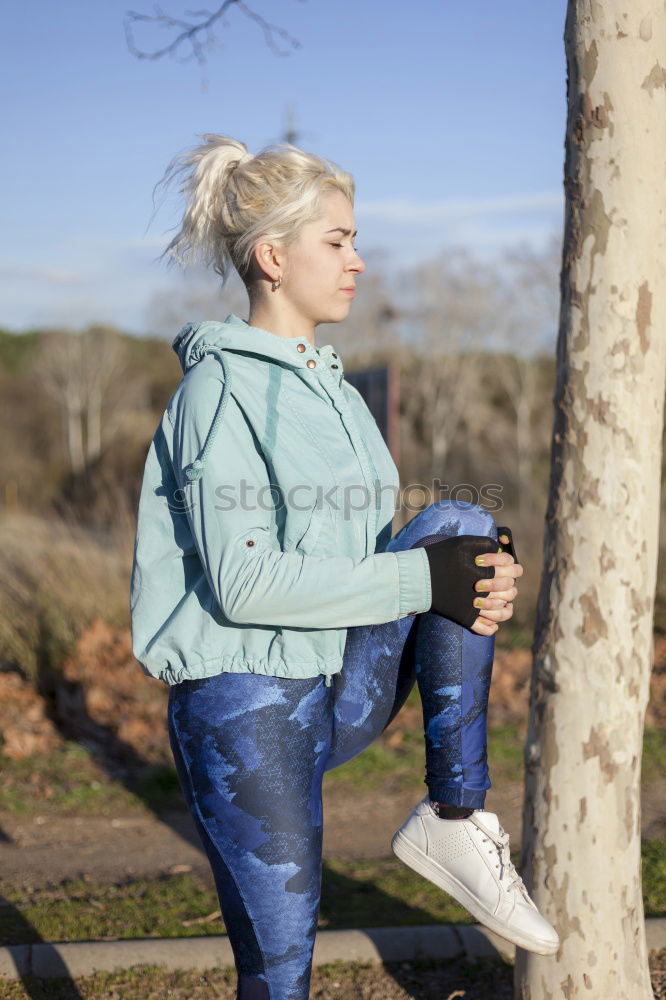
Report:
0,512,134,683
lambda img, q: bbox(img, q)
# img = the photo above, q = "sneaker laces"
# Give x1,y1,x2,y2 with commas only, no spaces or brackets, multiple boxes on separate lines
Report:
476,820,531,901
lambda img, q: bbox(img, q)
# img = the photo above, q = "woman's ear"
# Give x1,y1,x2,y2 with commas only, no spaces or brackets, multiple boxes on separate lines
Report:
253,240,284,283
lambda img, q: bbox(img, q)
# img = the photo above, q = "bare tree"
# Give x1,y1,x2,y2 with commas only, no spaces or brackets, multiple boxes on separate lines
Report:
124,0,302,84
36,328,148,474
37,332,87,475
400,249,506,486
494,236,560,520
516,3,666,997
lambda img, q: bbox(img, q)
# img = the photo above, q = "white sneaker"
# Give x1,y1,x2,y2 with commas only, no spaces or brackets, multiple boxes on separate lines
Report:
391,797,559,955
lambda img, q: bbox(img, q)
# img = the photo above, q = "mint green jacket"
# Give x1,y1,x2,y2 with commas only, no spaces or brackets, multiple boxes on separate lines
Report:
129,313,432,685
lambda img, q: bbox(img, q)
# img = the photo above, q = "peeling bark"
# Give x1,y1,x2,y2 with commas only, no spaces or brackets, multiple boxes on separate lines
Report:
515,3,666,998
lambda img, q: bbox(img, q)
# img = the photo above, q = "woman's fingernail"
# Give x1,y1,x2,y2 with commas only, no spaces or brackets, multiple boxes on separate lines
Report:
498,546,503,552
475,555,485,565
474,598,484,608
500,534,509,544
478,581,488,590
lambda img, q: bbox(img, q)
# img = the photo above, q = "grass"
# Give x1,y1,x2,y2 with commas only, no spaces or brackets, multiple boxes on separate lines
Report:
0,874,223,946
0,722,663,818
1,955,665,1000
323,858,474,929
321,724,527,791
0,744,182,818
642,727,666,782
643,840,666,918
0,513,133,684
0,743,183,818
1,842,664,947
0,862,472,947
326,729,425,790
0,958,519,999
0,967,238,1000
325,721,665,791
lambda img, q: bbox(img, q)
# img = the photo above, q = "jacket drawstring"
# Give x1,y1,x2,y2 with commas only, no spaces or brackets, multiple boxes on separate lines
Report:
185,346,233,482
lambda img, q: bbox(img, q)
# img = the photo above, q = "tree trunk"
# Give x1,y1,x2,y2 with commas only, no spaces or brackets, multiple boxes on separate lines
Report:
515,3,666,998
65,399,85,475
85,383,103,464
515,362,537,523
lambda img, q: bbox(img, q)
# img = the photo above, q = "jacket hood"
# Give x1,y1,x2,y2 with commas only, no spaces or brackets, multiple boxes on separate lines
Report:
171,313,343,483
172,312,338,374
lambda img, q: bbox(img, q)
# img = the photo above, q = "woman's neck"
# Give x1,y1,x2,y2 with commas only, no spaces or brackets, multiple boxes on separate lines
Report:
247,300,316,347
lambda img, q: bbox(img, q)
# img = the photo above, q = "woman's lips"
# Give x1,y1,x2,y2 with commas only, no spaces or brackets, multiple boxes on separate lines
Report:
341,288,356,296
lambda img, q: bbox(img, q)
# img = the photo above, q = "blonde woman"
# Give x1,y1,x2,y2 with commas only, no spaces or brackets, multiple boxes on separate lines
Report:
130,134,558,1000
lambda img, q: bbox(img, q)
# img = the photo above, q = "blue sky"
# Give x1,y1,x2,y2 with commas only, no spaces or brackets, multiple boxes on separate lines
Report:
2,0,566,334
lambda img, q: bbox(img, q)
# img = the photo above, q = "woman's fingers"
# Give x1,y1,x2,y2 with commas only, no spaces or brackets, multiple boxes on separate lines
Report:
476,574,520,594
475,603,514,623
470,602,514,634
474,588,518,607
476,551,524,579
470,548,522,634
471,617,499,636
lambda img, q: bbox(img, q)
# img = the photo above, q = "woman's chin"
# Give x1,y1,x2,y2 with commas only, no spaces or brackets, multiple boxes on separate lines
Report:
321,302,352,325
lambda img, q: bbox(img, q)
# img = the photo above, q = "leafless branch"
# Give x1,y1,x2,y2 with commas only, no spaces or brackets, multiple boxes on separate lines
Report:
124,1,302,66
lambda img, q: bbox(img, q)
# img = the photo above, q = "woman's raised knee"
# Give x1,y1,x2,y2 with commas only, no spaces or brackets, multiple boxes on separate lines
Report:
418,499,497,540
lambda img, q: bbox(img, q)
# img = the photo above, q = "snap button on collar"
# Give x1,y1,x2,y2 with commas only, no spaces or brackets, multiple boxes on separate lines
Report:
306,359,317,368
297,343,306,353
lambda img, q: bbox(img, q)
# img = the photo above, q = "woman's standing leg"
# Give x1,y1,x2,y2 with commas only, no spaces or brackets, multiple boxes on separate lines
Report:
328,498,496,811
168,672,332,1000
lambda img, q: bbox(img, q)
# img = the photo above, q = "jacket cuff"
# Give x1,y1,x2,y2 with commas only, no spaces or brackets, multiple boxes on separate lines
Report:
395,547,432,619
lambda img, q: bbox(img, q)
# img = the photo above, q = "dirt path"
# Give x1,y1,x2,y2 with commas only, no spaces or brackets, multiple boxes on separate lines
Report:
1,781,663,890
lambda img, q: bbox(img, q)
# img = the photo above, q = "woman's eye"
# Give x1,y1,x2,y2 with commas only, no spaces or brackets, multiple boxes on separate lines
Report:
331,243,360,252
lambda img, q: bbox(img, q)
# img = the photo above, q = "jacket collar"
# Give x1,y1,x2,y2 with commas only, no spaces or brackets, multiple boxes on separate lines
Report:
172,313,344,381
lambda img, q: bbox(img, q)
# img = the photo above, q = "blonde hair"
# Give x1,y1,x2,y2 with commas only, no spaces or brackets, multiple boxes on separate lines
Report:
155,133,355,285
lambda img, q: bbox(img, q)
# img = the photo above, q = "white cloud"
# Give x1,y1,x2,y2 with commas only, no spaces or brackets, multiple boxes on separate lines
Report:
0,263,81,285
357,190,563,224
351,190,564,271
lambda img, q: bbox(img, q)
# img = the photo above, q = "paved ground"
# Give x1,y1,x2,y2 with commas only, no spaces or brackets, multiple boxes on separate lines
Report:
0,780,663,889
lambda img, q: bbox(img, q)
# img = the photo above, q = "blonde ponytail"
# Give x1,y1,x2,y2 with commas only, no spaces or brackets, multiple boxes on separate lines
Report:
155,133,355,285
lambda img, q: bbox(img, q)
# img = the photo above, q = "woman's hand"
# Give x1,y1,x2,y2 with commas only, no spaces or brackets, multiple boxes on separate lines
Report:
470,532,523,637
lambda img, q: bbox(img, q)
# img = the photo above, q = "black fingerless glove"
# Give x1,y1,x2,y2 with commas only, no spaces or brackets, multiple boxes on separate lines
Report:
411,533,499,629
425,534,499,628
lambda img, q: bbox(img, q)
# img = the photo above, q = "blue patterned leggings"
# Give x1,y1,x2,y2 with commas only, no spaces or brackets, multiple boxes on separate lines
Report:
168,501,498,999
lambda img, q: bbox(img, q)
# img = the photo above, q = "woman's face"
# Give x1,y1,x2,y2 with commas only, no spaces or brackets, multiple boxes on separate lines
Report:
279,188,366,326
